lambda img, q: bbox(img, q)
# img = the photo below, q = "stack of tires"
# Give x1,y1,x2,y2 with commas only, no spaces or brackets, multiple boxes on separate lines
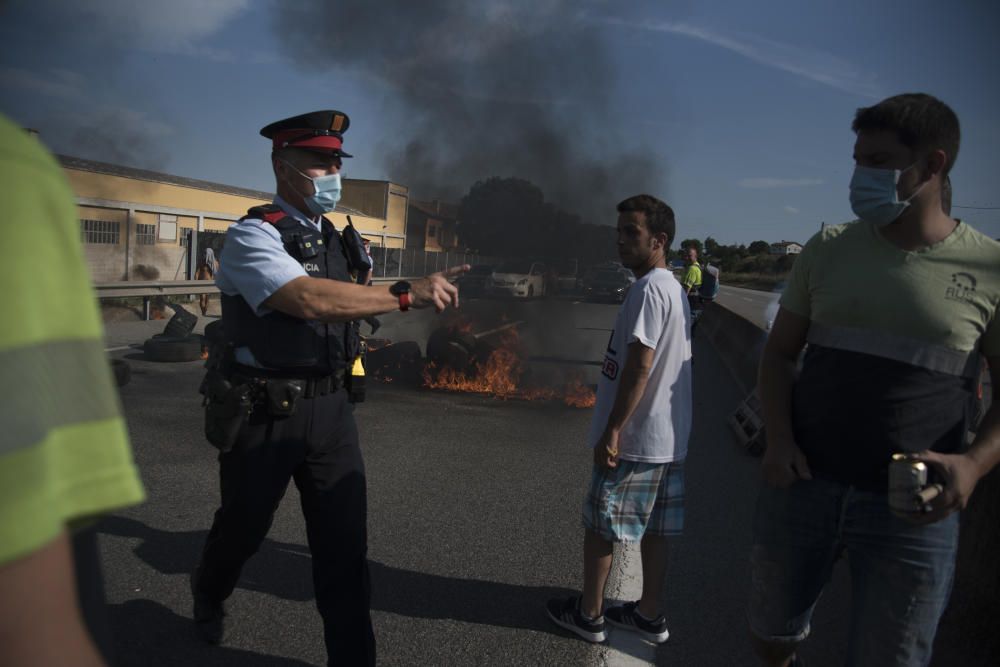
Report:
142,304,204,362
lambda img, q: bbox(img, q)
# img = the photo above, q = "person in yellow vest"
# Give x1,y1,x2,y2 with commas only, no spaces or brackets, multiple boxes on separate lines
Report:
0,113,145,665
680,246,702,296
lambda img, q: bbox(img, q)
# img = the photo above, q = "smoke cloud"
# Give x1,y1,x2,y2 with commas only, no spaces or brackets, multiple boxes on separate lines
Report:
272,1,666,222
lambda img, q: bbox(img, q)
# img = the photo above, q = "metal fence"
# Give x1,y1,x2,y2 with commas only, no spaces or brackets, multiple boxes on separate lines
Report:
369,248,502,279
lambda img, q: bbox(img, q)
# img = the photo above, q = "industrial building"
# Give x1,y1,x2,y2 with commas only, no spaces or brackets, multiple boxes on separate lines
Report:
61,154,409,282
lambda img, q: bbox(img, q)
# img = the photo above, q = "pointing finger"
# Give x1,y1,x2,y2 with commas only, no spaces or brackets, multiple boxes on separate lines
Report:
442,264,471,279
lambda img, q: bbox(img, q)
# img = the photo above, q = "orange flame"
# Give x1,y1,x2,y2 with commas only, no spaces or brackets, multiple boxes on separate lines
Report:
422,327,596,408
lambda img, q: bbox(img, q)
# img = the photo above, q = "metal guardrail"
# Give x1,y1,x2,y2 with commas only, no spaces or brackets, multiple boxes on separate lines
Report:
95,280,219,298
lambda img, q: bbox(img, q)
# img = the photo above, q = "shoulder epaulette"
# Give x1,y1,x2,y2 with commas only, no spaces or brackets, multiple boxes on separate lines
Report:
242,204,288,225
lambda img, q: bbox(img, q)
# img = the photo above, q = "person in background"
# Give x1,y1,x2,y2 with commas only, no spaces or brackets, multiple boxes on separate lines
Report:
680,246,702,310
699,262,720,302
546,194,692,645
0,113,145,666
197,246,219,316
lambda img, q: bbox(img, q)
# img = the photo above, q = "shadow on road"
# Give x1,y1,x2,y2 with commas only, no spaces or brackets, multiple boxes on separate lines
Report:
101,515,574,636
108,599,315,667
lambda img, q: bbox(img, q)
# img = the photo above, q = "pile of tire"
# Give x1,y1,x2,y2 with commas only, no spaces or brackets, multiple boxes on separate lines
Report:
142,304,204,362
425,327,496,374
143,334,204,362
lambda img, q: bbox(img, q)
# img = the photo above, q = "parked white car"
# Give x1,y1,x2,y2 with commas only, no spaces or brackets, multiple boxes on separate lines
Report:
488,261,547,298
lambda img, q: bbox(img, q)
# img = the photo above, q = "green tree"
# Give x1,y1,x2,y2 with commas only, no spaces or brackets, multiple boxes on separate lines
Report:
704,236,720,257
680,238,704,255
774,253,797,274
748,240,771,255
458,177,546,257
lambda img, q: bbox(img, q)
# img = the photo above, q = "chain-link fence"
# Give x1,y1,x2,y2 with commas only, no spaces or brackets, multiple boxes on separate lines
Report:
369,248,502,278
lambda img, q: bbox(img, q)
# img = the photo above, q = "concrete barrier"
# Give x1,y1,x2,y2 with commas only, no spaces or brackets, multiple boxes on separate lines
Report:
701,300,999,664
696,301,767,395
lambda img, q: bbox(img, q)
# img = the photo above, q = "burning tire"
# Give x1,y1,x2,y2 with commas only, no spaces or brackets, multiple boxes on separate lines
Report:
111,358,131,387
426,328,480,372
367,340,423,385
143,334,204,362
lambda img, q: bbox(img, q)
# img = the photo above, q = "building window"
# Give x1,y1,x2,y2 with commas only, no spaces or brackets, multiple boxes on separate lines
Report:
427,225,437,238
80,219,120,245
158,214,178,241
136,223,156,245
179,227,193,248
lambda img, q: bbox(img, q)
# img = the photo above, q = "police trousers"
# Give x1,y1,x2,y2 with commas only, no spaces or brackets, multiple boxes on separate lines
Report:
194,387,374,666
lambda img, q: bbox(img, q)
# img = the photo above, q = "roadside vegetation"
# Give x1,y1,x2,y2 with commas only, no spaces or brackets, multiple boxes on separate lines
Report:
678,237,794,292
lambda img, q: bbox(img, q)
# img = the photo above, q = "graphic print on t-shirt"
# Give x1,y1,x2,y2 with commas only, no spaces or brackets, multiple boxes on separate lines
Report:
602,329,619,379
946,272,976,304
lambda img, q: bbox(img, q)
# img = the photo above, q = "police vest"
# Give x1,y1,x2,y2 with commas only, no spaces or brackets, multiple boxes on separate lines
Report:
221,205,360,375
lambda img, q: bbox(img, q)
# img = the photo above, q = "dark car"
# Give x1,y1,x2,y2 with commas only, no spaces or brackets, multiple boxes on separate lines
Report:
581,268,632,303
455,264,494,297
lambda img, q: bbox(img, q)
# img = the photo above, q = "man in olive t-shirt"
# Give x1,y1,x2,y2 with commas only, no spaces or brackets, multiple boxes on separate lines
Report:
749,94,1000,667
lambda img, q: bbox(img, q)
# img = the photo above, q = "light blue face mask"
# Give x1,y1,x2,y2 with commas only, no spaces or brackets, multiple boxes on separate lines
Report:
849,163,924,227
283,160,342,215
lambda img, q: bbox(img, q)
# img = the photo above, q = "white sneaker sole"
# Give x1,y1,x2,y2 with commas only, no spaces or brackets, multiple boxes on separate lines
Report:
546,609,607,643
606,616,670,644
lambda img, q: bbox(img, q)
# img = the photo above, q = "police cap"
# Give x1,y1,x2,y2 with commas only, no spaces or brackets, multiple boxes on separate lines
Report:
260,110,353,157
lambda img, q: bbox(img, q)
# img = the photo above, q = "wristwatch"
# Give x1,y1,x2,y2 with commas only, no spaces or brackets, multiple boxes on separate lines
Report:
389,280,412,311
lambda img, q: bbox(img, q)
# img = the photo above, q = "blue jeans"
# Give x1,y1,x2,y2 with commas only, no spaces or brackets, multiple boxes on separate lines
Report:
748,478,959,667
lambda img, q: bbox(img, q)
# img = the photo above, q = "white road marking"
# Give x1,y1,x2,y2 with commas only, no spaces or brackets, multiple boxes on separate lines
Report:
105,346,132,352
600,543,656,666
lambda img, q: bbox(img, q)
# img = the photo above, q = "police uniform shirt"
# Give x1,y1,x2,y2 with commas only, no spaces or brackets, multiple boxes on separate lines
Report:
215,195,327,367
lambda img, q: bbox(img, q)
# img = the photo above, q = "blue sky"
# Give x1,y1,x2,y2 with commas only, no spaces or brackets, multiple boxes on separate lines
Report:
1,0,997,245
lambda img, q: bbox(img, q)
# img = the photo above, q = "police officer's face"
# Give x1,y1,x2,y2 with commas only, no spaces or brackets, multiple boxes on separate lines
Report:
277,149,342,195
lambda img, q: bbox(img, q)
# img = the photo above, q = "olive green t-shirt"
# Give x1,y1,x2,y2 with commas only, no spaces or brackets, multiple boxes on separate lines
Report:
780,219,1000,490
0,114,145,565
782,219,1000,362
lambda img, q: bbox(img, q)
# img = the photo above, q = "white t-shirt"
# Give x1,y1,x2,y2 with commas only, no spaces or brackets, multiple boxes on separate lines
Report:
587,267,693,463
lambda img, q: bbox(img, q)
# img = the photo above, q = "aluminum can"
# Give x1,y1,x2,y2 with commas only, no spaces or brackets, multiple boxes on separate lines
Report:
888,453,928,513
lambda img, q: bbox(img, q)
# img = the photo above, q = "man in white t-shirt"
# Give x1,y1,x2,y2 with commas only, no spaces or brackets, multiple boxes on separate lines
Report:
547,194,693,644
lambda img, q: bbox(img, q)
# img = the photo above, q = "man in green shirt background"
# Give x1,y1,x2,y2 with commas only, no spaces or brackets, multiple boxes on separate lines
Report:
680,246,702,298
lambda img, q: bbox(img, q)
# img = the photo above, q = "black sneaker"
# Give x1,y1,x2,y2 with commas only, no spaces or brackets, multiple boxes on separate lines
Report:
191,572,226,645
605,601,670,643
545,596,607,643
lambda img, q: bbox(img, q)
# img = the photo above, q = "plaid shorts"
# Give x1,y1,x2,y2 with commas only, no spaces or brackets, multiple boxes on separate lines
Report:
582,459,685,542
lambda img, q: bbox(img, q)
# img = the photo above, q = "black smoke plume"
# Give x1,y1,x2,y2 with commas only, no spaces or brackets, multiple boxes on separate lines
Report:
272,1,666,223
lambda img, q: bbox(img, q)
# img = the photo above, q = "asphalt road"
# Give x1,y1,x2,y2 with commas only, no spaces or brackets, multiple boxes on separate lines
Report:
99,294,853,666
714,285,782,330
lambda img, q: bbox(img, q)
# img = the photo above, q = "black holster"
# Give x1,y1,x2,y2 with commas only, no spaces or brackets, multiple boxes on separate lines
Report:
200,370,253,453
263,379,303,417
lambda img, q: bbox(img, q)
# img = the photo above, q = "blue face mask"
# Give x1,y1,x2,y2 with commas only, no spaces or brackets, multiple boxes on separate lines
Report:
283,161,342,215
849,163,924,227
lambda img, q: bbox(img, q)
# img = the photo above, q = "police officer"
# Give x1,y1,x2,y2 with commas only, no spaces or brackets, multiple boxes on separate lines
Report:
191,110,468,665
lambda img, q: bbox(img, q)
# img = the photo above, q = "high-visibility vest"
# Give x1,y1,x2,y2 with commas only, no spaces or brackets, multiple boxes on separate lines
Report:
0,113,144,565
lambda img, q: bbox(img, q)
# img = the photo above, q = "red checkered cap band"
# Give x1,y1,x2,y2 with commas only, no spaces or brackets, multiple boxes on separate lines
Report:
272,129,344,151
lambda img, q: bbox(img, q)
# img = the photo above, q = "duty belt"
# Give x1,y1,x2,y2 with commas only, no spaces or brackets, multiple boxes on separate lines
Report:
230,367,346,399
